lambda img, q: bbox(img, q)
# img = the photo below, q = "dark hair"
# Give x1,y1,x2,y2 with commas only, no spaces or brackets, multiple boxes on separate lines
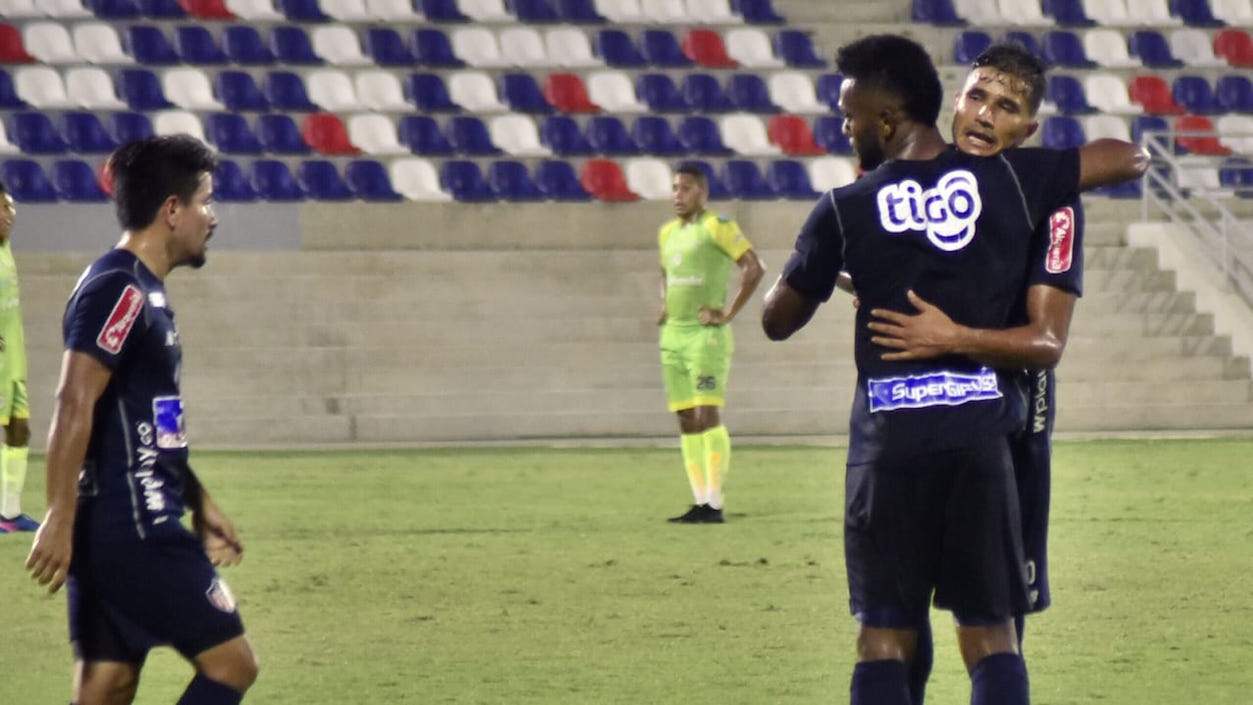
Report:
835,34,942,126
0,178,7,196
674,162,708,188
109,135,216,231
972,41,1047,114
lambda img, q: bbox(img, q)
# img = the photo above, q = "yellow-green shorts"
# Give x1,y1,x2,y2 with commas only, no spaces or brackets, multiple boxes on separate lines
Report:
0,378,28,425
660,324,733,412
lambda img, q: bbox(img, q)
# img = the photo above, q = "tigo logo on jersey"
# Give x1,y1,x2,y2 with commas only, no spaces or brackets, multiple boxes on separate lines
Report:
1046,206,1075,274
96,284,144,355
877,170,982,252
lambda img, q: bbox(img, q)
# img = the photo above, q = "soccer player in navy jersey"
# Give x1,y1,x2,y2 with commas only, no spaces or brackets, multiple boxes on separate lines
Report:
25,135,258,705
760,34,1145,705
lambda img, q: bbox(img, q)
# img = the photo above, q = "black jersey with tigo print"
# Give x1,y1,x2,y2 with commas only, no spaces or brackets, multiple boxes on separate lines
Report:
783,146,1080,460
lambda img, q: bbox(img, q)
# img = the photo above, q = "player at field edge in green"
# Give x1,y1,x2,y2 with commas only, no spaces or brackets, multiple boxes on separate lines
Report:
657,163,764,524
0,179,36,535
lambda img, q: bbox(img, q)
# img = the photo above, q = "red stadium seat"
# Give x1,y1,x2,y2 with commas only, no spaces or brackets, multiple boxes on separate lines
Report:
1175,114,1230,156
1129,75,1185,115
1214,29,1253,68
543,73,599,113
767,114,825,156
179,0,236,17
681,29,738,68
579,159,638,201
301,112,360,155
0,23,35,64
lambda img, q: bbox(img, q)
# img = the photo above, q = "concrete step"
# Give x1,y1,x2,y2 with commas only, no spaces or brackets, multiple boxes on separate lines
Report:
1055,402,1253,432
1058,379,1252,407
1068,310,1214,336
1063,334,1233,361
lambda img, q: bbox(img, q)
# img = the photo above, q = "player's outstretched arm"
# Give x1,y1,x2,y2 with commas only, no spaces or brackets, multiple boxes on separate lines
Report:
1077,138,1150,191
762,276,821,341
26,351,112,594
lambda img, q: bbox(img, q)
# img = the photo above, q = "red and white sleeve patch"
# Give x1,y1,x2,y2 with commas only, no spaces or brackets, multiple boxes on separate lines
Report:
1045,206,1075,274
95,284,144,354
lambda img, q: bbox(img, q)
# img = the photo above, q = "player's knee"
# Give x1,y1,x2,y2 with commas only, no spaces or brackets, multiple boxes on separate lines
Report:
856,625,915,663
76,664,139,705
196,637,259,692
956,619,1019,672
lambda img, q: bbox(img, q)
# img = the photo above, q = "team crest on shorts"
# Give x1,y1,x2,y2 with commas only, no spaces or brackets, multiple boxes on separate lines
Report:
206,577,238,613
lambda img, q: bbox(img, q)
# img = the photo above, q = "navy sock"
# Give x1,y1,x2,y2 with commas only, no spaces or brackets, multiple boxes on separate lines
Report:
970,653,1029,705
1014,613,1026,652
177,674,243,705
851,659,910,705
908,619,934,705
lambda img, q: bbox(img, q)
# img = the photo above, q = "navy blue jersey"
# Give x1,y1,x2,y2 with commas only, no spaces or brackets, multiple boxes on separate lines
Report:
784,146,1079,459
64,249,192,542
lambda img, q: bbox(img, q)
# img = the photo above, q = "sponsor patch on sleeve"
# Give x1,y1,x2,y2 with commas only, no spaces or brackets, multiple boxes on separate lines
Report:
1045,206,1075,274
96,284,144,355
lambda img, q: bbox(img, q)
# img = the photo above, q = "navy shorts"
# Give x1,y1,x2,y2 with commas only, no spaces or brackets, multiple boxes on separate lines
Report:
1010,367,1055,614
844,435,1031,627
68,522,245,664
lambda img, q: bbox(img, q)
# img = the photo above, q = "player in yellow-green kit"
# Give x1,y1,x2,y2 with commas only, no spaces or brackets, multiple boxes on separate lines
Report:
0,180,36,534
658,164,764,524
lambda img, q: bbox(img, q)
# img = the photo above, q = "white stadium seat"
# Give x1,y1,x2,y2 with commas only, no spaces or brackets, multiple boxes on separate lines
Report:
390,158,454,201
1169,28,1228,67
74,23,133,64
545,28,602,68
163,67,225,110
460,0,514,21
355,70,409,111
312,25,371,66
347,114,408,155
594,0,645,22
641,0,689,23
1084,29,1140,68
1084,73,1143,114
587,70,649,113
15,66,74,109
719,113,781,156
807,156,857,192
66,66,128,109
153,110,206,143
500,27,553,68
625,157,674,200
768,72,826,114
489,114,552,157
23,22,79,64
306,69,362,111
452,27,509,68
448,71,509,112
725,28,785,68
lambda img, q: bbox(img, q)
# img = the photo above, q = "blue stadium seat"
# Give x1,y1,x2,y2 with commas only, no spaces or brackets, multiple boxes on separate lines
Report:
510,0,560,21
125,25,180,64
1041,116,1086,149
501,73,553,113
447,116,500,155
1042,30,1096,68
297,160,353,200
1218,157,1253,197
62,112,118,153
632,116,687,156
110,112,155,143
364,28,414,67
440,160,495,201
1217,75,1253,113
1129,30,1184,68
277,0,331,21
251,159,306,201
1003,31,1044,60
595,30,647,68
343,159,400,201
1172,75,1221,114
1131,115,1180,154
119,68,174,110
539,115,593,155
264,71,319,111
223,26,275,64
406,73,461,112
682,74,733,112
52,159,107,202
642,30,693,67
766,159,819,199
815,73,843,110
398,115,454,155
1041,0,1093,25
680,159,732,199
586,116,640,155
418,0,471,21
727,74,779,112
677,116,732,155
488,160,546,201
1,159,58,202
773,31,826,68
88,0,141,18
722,160,776,199
8,112,66,154
1048,74,1095,114
1171,0,1223,26
139,0,187,17
637,74,688,113
212,159,258,202
557,0,605,22
257,113,312,154
813,115,852,154
176,25,228,64
215,71,270,111
954,31,993,65
0,71,26,110
534,159,592,200
205,113,263,154
271,26,323,65
733,0,785,24
411,29,464,67
911,0,965,25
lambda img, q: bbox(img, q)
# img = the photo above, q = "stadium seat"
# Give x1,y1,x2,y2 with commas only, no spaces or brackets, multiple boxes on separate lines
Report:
175,25,228,64
406,73,460,112
815,73,843,110
164,67,225,110
682,73,733,112
954,31,993,64
225,0,284,18
250,159,305,200
0,0,40,17
1175,114,1229,155
307,69,360,111
213,71,269,111
487,160,546,201
124,25,179,64
1131,114,1175,153
595,30,647,67
631,116,687,155
725,28,784,68
460,0,511,20
807,156,857,191
677,115,732,154
0,24,35,64
489,114,551,156
179,0,233,17
398,115,454,155
1212,0,1253,23
1216,75,1253,112
223,26,274,64
721,159,774,199
534,159,591,200
276,0,331,20
1042,0,1093,24
637,73,688,112
1218,156,1253,197
441,160,496,201
1043,30,1096,67
389,157,452,201
36,0,93,17
1172,75,1221,115
500,27,552,68
558,0,607,22
587,70,649,113
1170,28,1228,67
302,112,359,154
594,0,646,22
362,28,414,66
812,115,852,154
768,72,825,115
321,0,368,19
271,26,323,64
356,71,408,111
512,0,562,21
24,22,80,64
204,112,262,153
14,66,72,109
152,109,205,141
447,115,500,155
73,24,132,65
1214,28,1253,67
766,159,818,199
212,159,257,201
1129,30,1184,68
642,0,688,22
773,30,826,67
0,71,26,110
501,72,554,113
767,114,823,155
682,29,737,68
111,111,155,143
1083,28,1140,68
624,157,673,200
1041,115,1086,149
1175,164,1222,196
418,0,471,20
1172,0,1222,25
586,115,640,155
727,74,778,112
1215,114,1253,153
642,30,693,67
545,28,601,68
449,70,508,112
953,0,1002,23
580,158,638,200
688,0,740,21
452,27,508,68
264,71,319,111
1083,113,1132,141
1081,0,1132,24
347,113,407,155
367,0,420,20
1130,75,1186,114
539,115,593,155
544,73,599,112
719,113,780,156
88,0,141,17
1000,0,1054,24
62,111,118,152
1047,74,1095,114
1083,73,1142,114
1003,30,1044,59
66,67,127,109
312,25,370,65
1,159,57,201
412,29,463,67
911,0,965,23
297,160,353,200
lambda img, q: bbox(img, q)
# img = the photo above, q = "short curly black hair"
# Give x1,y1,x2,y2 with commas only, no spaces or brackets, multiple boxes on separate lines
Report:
835,34,942,126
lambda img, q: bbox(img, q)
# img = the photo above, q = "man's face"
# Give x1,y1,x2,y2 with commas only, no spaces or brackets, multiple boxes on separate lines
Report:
838,78,890,171
0,193,14,244
171,173,216,269
951,66,1039,156
672,172,706,219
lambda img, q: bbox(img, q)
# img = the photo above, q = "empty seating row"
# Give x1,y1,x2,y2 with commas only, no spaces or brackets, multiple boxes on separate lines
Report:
1043,73,1253,115
915,0,1247,27
205,0,787,24
1042,111,1253,156
954,26,1253,67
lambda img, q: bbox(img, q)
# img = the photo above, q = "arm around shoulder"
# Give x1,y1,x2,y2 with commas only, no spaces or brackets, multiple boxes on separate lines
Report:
1076,138,1150,191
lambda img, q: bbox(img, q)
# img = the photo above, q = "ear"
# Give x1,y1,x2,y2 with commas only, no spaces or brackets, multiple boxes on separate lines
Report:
161,194,181,228
1022,118,1040,140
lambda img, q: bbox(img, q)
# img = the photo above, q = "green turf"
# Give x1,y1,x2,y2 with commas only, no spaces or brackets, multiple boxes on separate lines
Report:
2,439,1251,703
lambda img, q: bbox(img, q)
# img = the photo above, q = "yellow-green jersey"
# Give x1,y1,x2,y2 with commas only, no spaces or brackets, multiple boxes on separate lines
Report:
659,211,752,325
0,239,26,380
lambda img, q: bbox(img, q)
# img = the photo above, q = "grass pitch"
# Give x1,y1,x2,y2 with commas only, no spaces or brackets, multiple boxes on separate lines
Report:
1,438,1251,703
